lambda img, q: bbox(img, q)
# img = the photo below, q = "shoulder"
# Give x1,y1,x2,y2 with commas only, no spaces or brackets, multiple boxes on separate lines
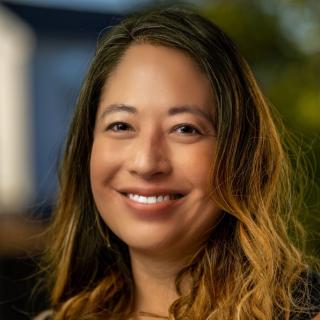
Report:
305,270,320,312
291,270,320,320
33,310,53,320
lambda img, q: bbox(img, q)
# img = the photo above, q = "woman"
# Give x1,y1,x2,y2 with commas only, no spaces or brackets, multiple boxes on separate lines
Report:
36,6,320,320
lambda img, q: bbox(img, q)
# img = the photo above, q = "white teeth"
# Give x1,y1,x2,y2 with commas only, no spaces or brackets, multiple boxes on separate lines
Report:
163,195,170,201
147,196,157,204
127,193,177,204
139,196,147,203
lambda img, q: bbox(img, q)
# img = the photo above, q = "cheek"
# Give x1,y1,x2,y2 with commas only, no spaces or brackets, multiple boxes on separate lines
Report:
90,139,119,191
173,141,215,186
90,141,104,185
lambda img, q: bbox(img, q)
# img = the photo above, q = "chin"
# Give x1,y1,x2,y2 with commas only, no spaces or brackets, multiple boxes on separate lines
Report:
121,230,182,255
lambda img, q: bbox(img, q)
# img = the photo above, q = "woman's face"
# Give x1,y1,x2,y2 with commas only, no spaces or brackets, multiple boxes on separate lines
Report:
90,44,221,258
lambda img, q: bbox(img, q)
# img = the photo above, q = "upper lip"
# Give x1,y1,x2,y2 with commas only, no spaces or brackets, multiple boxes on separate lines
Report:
117,187,188,197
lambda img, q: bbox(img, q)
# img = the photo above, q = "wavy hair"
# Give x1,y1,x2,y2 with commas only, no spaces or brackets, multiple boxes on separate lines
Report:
41,6,317,320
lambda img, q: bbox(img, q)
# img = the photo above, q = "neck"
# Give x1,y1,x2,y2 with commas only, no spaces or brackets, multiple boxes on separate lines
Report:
129,248,190,317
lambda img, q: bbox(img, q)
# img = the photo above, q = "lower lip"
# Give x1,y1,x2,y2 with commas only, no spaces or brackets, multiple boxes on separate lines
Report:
118,192,184,218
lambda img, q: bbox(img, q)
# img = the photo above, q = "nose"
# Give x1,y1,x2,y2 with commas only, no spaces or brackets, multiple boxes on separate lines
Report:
127,131,172,179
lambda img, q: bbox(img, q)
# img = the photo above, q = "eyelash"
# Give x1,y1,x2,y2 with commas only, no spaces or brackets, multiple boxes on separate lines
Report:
105,122,202,135
106,122,133,132
171,123,202,135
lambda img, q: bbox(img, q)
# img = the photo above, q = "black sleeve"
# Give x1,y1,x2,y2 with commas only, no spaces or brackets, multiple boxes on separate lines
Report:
309,270,320,315
290,270,320,320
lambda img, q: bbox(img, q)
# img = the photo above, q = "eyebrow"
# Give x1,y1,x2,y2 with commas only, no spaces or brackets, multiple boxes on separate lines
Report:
99,104,137,119
168,105,213,122
99,103,214,124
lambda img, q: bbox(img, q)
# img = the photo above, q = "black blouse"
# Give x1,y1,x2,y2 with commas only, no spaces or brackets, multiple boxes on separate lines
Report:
38,271,320,320
290,270,320,319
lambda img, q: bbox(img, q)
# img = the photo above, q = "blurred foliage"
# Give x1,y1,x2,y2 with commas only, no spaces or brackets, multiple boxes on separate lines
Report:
200,0,320,257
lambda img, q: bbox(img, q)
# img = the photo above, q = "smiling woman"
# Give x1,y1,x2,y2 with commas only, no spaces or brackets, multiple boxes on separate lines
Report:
90,44,220,259
36,6,320,320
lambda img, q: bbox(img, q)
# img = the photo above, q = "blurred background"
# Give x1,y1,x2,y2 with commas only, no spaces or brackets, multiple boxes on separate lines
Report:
0,0,319,319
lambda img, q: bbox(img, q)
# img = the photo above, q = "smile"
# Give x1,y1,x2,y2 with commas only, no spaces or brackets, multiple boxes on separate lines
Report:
118,189,186,217
126,193,181,204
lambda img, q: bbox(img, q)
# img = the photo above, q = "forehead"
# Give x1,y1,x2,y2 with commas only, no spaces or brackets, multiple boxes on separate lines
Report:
98,43,215,116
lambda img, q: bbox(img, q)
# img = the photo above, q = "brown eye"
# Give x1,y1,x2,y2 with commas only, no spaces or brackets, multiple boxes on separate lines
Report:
106,122,132,132
174,124,201,135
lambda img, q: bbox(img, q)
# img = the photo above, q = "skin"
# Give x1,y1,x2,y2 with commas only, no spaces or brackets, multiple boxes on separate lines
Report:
90,44,222,316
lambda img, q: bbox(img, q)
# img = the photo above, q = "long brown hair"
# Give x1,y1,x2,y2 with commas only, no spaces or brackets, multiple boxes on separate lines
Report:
42,6,317,320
